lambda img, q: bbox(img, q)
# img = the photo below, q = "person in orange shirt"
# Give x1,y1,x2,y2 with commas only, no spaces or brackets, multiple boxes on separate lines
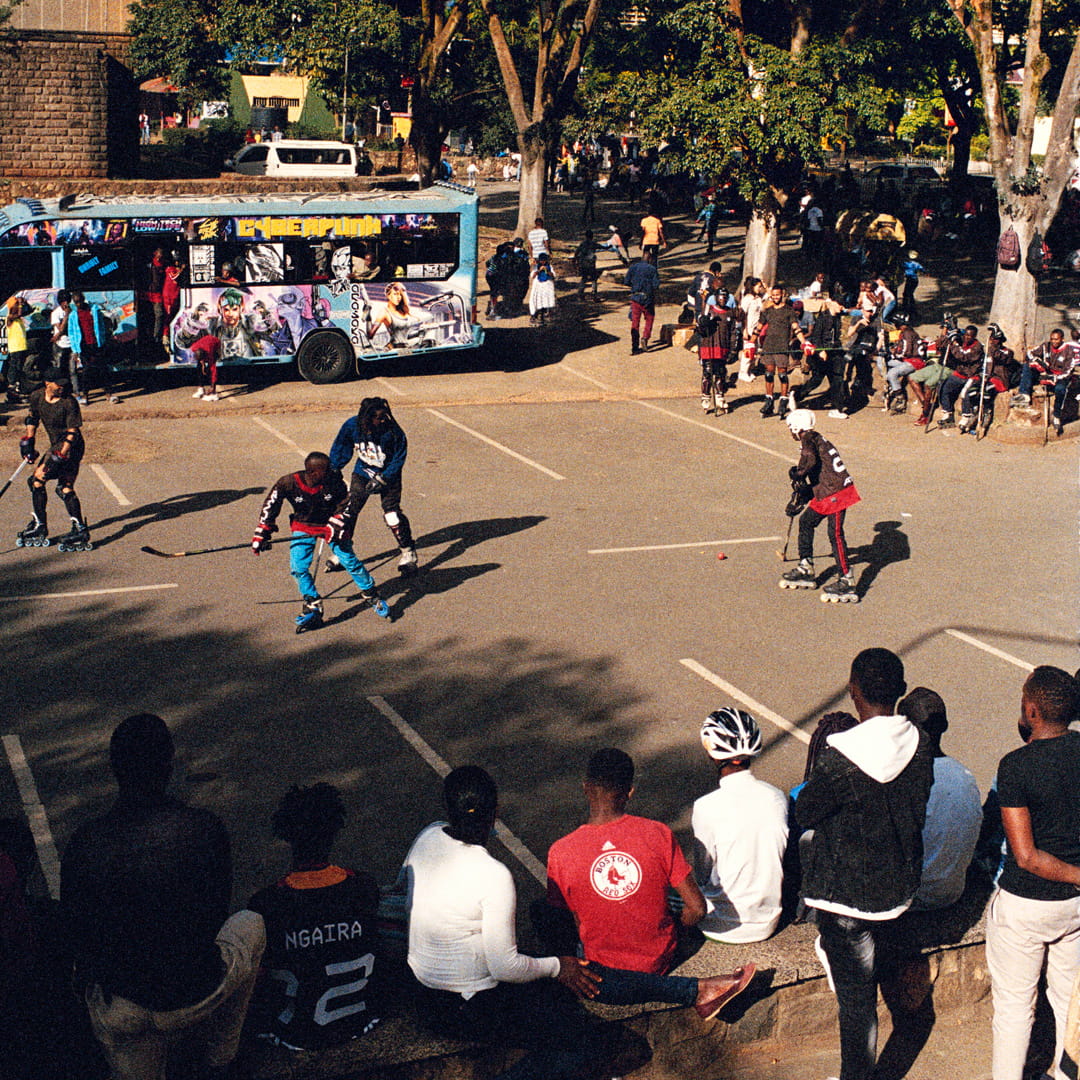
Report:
639,213,666,263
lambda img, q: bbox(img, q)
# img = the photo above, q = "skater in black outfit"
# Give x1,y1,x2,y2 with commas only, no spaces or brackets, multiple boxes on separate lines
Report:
17,366,90,551
779,409,861,602
328,398,418,576
253,451,391,631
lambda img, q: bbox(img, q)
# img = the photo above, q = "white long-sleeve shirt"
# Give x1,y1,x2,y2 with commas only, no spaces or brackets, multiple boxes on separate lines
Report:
403,822,560,997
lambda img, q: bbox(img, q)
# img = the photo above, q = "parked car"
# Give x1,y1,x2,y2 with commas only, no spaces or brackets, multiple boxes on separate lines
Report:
225,140,363,178
858,163,944,208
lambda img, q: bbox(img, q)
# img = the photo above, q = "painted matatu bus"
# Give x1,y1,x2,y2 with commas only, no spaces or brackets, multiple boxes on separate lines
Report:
0,182,484,384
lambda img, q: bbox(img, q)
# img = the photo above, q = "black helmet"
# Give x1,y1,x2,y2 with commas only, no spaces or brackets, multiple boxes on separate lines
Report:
891,311,910,326
987,322,1006,342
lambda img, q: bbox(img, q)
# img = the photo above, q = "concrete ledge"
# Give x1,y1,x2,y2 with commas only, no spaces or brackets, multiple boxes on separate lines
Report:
245,879,991,1080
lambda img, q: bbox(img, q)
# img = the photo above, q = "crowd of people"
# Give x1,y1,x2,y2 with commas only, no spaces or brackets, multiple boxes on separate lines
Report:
3,650,1079,1080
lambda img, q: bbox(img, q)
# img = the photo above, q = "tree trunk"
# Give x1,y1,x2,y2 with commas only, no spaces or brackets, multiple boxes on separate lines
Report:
410,106,445,189
741,208,780,284
988,208,1042,355
514,128,547,238
949,124,972,186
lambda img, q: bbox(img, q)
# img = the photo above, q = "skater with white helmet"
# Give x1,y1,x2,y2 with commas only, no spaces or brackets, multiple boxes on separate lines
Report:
692,709,788,943
17,366,91,551
253,451,390,632
328,397,418,577
779,409,861,602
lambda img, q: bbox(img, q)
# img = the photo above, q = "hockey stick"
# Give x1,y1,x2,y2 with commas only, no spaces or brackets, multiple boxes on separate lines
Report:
975,355,992,440
0,453,38,505
141,542,250,558
777,514,796,561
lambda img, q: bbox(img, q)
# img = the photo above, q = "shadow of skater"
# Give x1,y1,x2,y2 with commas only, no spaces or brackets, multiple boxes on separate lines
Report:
361,515,546,577
93,487,265,548
848,520,911,597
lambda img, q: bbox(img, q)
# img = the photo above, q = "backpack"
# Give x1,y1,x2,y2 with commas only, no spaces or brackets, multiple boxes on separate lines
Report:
1026,230,1051,277
996,226,1021,270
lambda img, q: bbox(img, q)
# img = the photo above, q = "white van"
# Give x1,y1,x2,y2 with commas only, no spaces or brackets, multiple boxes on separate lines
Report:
226,140,360,178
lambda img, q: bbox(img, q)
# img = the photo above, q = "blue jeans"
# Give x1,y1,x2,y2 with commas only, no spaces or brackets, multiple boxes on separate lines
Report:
1019,365,1074,417
288,531,373,601
816,910,901,1080
588,962,697,1007
938,372,974,415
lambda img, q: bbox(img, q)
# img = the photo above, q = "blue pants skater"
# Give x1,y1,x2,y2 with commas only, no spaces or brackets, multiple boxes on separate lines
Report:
289,531,373,601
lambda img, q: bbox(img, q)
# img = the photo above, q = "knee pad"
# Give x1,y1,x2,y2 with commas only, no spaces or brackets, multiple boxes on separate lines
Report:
383,511,400,528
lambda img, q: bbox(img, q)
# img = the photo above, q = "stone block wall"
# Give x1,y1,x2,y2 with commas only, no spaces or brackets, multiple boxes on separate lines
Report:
0,34,136,179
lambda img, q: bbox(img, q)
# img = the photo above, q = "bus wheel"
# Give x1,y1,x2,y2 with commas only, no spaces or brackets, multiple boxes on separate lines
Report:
297,332,352,384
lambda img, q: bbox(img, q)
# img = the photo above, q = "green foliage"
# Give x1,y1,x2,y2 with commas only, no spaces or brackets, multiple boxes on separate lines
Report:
160,119,246,168
896,96,946,147
217,0,403,116
623,2,891,209
128,0,228,107
970,133,990,160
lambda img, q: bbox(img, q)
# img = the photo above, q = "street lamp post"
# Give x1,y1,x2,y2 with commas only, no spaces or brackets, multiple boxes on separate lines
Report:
341,30,353,142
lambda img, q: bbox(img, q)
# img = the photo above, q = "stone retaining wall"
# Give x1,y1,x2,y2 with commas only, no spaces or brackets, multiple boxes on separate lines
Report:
0,34,136,179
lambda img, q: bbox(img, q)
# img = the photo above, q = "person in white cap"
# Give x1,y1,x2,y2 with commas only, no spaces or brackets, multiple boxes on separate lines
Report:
779,409,861,602
692,708,789,943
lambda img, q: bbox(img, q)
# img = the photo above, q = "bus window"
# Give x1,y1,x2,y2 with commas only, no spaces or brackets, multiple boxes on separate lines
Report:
0,247,52,302
243,243,284,283
64,246,133,292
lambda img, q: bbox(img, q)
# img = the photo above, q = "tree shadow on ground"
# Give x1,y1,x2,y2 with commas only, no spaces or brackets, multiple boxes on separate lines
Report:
91,488,265,548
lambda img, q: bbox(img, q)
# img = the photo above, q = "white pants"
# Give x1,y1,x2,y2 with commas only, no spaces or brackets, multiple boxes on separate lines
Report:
986,887,1080,1080
86,909,266,1080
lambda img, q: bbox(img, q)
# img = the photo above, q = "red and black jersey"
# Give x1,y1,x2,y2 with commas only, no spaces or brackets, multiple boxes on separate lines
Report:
257,471,350,537
944,338,984,378
248,865,381,1050
796,430,860,515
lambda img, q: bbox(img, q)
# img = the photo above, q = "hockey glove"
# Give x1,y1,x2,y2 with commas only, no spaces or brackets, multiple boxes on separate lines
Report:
251,524,273,555
785,485,811,517
326,513,351,545
788,465,801,482
19,437,35,462
364,473,387,495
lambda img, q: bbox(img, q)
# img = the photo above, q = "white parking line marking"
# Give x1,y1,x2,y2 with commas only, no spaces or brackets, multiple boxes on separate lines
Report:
367,695,547,884
90,464,131,506
252,416,305,457
426,409,566,481
2,735,60,899
0,584,179,602
945,629,1036,673
636,401,796,462
375,377,408,397
557,365,797,463
561,364,613,391
590,536,781,555
680,659,811,745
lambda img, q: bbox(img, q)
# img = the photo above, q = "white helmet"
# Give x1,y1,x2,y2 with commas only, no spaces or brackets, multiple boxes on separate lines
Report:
785,408,816,435
700,708,763,762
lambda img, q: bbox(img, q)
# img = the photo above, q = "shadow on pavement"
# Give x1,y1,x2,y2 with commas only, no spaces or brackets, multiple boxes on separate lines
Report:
94,487,265,549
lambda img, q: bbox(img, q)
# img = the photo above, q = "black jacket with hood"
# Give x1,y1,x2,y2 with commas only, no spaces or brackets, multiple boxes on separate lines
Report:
798,714,934,917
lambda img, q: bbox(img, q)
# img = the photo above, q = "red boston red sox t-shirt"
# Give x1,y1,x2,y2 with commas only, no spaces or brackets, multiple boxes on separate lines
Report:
546,814,693,974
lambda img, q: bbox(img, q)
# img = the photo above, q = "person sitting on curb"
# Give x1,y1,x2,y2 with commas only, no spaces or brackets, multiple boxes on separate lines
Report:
1012,328,1080,436
899,688,983,911
692,709,789,943
936,324,984,429
544,748,756,1019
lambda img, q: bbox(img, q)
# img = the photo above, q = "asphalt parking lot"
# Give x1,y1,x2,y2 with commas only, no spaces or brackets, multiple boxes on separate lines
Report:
1,366,1076,914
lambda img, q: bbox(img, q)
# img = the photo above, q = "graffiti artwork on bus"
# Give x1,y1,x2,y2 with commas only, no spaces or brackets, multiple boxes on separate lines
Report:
169,285,332,363
349,280,473,354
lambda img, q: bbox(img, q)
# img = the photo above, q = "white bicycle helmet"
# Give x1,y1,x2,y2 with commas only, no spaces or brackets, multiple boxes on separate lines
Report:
700,708,763,762
785,408,816,435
